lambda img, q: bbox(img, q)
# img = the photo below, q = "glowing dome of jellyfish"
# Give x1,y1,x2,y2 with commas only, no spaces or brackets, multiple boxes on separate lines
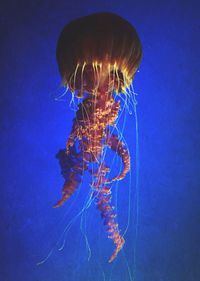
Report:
56,12,142,95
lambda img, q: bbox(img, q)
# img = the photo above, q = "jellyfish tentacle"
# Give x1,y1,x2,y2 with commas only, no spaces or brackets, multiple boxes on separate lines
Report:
106,132,130,182
53,146,88,208
91,164,125,263
55,91,126,260
66,131,77,154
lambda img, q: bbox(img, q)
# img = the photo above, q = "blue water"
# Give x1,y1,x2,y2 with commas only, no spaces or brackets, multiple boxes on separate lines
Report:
1,1,200,280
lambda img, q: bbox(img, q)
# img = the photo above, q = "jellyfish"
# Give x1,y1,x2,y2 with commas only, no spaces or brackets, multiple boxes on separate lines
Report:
53,12,142,263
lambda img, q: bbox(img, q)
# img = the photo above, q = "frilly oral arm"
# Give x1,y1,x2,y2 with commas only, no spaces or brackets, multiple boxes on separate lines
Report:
53,147,87,208
91,165,125,262
106,132,130,182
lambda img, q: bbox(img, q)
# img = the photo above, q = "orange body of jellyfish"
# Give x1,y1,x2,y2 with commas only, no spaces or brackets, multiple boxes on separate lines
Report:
53,12,142,263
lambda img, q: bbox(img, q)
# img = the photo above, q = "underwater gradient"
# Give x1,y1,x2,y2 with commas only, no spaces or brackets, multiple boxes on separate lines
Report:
1,0,200,281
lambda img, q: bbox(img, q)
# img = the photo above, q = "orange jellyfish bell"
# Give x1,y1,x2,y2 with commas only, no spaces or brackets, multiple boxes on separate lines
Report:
56,12,142,94
54,12,142,263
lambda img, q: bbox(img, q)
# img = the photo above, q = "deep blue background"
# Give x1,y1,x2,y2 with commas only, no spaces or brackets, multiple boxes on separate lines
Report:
1,0,200,280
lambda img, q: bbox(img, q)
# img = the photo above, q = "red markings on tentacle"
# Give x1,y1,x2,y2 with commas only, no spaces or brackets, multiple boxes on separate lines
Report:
53,179,78,208
55,92,127,261
91,164,125,262
53,149,88,208
106,132,130,182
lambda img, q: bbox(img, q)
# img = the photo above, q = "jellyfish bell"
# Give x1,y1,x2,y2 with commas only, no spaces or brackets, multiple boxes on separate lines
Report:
56,12,142,95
